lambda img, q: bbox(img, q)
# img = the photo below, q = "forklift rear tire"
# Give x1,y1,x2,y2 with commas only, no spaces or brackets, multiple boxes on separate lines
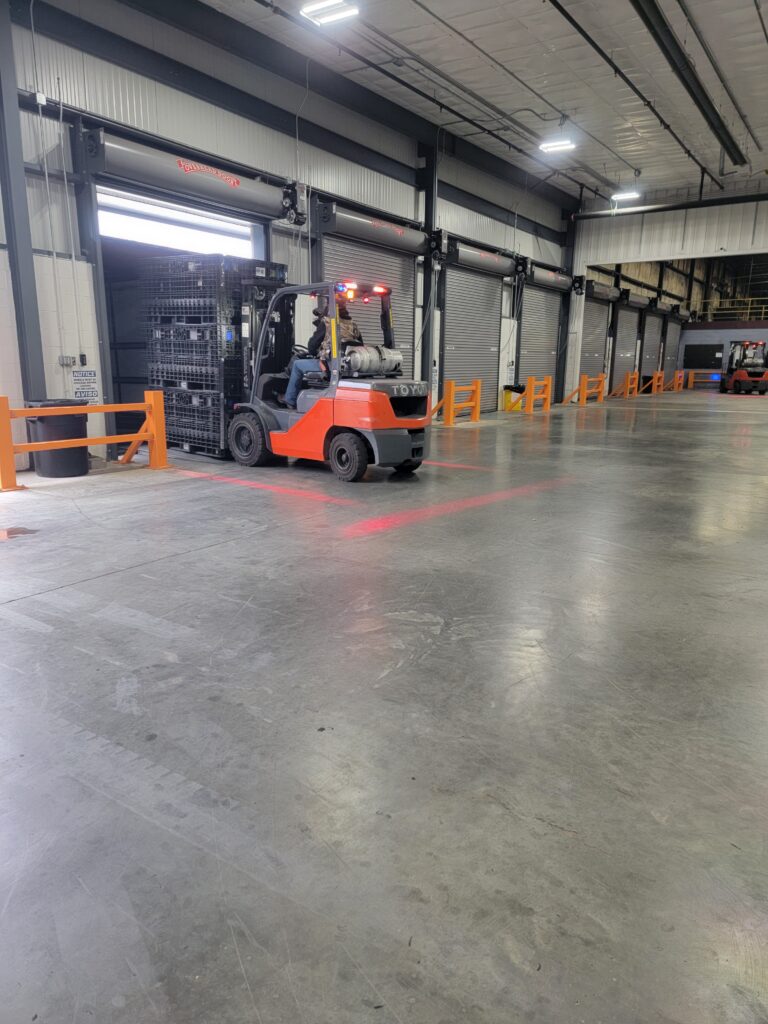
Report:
228,412,270,467
734,381,742,394
329,432,368,482
393,459,422,474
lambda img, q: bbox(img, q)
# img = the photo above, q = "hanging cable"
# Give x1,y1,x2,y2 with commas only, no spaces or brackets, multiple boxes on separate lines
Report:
30,0,70,395
57,80,85,365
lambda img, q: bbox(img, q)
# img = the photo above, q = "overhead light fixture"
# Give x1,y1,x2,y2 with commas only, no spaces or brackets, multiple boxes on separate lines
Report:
612,191,641,202
539,139,576,153
300,0,359,25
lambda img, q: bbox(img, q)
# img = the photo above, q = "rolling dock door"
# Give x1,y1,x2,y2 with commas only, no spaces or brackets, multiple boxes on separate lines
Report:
664,321,682,375
612,307,639,387
443,267,502,413
641,314,664,376
319,206,428,380
518,267,571,386
580,299,611,378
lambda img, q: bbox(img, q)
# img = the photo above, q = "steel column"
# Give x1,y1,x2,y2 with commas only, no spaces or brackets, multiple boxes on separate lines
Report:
0,0,46,400
418,141,439,385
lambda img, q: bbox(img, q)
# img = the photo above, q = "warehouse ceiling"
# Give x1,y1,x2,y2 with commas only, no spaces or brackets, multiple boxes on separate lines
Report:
198,0,768,205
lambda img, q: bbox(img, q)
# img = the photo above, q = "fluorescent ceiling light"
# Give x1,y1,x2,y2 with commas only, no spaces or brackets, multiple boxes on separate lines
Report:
300,1,358,25
539,139,575,153
611,191,641,201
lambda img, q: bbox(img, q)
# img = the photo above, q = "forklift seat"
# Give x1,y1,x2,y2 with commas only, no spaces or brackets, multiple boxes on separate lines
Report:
296,389,327,414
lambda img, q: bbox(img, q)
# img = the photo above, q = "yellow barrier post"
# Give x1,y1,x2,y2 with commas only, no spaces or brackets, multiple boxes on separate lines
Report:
652,371,664,395
146,390,169,469
0,396,22,492
431,379,482,425
468,379,482,423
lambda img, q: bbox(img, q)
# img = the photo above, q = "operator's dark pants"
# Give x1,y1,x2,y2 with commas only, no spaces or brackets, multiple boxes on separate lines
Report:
284,358,322,407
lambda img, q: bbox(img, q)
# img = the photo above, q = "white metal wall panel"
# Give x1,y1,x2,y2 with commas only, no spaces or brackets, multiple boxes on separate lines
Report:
50,0,417,167
641,315,663,375
442,267,501,413
271,228,314,343
437,199,564,267
576,200,768,270
12,26,87,108
579,299,610,378
19,110,73,171
664,321,682,374
0,253,27,468
322,236,416,378
438,155,563,233
26,177,80,254
12,27,416,221
519,286,561,382
612,307,639,387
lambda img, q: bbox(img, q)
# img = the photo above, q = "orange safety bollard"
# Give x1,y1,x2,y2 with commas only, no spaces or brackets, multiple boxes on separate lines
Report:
431,379,481,426
145,390,169,469
0,395,23,492
524,376,553,414
0,392,171,492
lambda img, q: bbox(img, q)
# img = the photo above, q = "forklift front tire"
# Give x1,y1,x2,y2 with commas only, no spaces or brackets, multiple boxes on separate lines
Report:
228,412,270,467
329,432,368,482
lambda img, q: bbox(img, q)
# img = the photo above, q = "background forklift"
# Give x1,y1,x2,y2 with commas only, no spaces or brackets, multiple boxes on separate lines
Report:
228,281,430,481
719,341,768,394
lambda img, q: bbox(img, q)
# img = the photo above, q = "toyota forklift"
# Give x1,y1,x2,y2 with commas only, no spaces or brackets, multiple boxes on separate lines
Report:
227,281,431,481
719,340,768,394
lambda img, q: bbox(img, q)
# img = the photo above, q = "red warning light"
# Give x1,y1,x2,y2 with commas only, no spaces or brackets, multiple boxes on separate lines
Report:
363,296,370,303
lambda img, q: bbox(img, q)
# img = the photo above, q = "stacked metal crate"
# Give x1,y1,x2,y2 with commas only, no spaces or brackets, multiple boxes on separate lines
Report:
142,254,285,456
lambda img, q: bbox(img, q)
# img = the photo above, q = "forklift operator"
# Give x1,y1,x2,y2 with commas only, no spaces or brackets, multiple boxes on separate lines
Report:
282,301,362,409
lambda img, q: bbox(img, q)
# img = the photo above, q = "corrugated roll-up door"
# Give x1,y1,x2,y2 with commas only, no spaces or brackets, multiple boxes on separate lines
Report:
323,235,416,377
612,307,639,387
641,315,663,375
580,300,610,378
664,321,682,375
519,286,561,382
442,266,501,413
272,229,314,343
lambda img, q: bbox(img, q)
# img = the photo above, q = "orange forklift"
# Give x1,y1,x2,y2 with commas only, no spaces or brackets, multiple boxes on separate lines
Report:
227,281,431,481
719,341,768,394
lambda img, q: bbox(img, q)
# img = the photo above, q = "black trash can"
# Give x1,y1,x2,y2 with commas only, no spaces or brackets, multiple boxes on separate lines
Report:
26,399,89,478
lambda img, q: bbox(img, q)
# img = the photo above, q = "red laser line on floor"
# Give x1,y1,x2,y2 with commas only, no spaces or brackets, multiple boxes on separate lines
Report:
342,477,575,537
176,470,360,506
423,460,491,471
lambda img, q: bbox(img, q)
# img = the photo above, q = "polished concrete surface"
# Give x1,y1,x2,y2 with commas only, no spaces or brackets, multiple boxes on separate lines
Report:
1,392,767,1023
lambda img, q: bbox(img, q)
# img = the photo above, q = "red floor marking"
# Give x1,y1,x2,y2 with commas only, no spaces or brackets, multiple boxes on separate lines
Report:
424,460,491,471
176,469,359,506
343,477,574,537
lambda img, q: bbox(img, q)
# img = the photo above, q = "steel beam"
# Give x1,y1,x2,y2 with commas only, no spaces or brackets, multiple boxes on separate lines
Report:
419,142,439,385
0,0,46,400
627,0,747,166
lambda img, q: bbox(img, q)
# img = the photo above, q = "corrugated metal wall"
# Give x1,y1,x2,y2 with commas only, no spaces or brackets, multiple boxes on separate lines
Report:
575,201,768,270
12,26,419,222
437,200,564,267
438,155,564,234
0,253,27,468
579,300,610,378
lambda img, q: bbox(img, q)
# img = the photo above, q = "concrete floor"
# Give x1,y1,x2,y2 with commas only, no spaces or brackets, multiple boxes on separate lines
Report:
1,392,767,1023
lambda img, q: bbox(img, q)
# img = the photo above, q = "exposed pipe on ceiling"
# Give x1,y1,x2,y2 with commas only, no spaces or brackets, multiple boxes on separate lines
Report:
626,0,747,166
407,0,640,178
246,0,609,199
543,0,723,190
573,189,768,220
356,17,619,193
672,0,762,152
